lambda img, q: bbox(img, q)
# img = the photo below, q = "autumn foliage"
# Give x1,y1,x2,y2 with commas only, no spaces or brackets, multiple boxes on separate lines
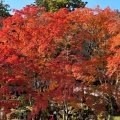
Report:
0,5,120,119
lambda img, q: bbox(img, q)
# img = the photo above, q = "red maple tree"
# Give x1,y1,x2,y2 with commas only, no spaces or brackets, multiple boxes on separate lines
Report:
0,5,120,119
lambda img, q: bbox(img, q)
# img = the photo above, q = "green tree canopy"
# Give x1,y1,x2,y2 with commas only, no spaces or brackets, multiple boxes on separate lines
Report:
0,0,11,18
34,0,88,12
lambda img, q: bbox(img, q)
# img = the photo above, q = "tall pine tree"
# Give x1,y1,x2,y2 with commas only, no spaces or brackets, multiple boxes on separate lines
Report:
0,0,11,18
34,0,87,12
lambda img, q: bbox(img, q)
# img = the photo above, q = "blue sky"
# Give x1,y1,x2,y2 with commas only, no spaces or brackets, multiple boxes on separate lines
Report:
84,0,120,10
4,0,120,14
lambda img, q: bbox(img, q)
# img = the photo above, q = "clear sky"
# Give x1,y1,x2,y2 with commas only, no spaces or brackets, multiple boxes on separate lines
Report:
84,0,120,10
4,0,120,14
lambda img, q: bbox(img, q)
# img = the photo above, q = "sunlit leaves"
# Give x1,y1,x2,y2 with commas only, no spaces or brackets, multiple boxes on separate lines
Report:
0,5,120,119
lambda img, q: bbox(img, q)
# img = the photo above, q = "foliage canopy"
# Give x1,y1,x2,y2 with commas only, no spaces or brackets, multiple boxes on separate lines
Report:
0,5,120,119
34,0,88,12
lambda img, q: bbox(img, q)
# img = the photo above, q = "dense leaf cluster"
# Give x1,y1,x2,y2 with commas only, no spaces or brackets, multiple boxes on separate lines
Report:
34,0,87,12
0,5,119,119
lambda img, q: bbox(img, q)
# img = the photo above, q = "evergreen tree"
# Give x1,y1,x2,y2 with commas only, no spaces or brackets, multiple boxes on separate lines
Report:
0,0,11,18
34,0,87,12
